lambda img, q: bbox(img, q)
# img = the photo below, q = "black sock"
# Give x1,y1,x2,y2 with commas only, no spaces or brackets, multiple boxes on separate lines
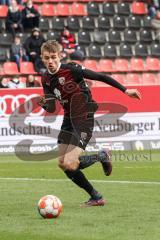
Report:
64,169,101,199
79,153,99,169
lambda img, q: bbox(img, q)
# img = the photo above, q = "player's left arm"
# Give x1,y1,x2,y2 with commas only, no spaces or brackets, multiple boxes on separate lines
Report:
82,68,141,100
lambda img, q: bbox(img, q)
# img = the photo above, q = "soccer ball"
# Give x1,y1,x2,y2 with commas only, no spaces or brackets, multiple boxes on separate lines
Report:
38,195,62,218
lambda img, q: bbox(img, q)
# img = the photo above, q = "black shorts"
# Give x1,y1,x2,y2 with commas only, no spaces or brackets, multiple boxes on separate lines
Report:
58,113,94,150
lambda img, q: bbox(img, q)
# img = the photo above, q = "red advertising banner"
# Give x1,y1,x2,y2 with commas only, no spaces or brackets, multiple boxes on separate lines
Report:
0,86,159,117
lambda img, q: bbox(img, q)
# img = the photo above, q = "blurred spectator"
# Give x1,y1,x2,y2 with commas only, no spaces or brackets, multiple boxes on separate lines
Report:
7,75,25,88
10,35,29,70
0,0,22,5
6,0,23,38
26,74,41,87
0,77,9,88
151,10,160,39
22,0,40,31
24,28,45,72
60,27,84,61
148,0,160,17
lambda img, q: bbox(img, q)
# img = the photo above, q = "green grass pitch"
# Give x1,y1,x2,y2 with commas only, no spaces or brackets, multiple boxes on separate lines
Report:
0,150,160,240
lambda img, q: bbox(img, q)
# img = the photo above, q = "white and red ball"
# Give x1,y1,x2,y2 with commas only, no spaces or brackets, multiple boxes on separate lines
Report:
38,195,62,218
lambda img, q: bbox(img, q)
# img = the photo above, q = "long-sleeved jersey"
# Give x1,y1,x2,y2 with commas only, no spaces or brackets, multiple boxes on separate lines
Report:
41,62,127,118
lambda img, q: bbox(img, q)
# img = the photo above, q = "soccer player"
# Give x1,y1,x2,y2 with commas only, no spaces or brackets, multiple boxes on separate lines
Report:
38,40,141,207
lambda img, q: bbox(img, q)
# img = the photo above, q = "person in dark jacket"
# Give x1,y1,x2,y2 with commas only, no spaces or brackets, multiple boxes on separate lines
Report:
26,74,41,87
22,0,40,31
6,0,23,38
24,27,45,72
10,35,28,70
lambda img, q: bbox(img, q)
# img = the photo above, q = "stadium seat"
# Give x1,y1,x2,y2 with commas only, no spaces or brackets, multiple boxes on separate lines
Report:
142,15,152,28
39,18,50,31
0,33,13,47
82,16,95,31
114,59,130,72
130,58,145,72
17,33,30,43
141,73,157,85
145,57,160,71
0,65,5,75
97,16,111,31
134,43,148,58
123,29,137,44
103,44,117,58
113,15,126,30
83,60,98,71
41,4,55,17
98,59,115,73
3,62,19,75
78,31,91,45
131,2,148,15
76,45,87,58
52,17,65,31
67,16,80,32
0,5,8,18
0,21,3,32
119,43,133,58
139,29,153,43
157,73,160,83
125,73,141,85
20,62,37,74
108,30,121,44
88,44,102,59
150,43,160,57
56,3,71,16
117,2,130,16
127,15,141,29
111,74,125,84
46,31,61,41
93,31,106,45
0,49,8,62
87,2,100,16
102,2,115,16
71,3,87,16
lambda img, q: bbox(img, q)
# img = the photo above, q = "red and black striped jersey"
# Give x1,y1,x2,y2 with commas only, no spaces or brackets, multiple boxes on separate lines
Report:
41,62,126,117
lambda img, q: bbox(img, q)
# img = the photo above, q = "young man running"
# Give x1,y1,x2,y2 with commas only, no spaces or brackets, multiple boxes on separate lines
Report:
38,40,141,207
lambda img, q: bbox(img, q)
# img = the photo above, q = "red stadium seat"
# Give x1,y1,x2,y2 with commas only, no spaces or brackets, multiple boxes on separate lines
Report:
0,65,5,75
130,58,145,72
20,62,37,75
157,73,160,84
114,59,130,72
41,4,56,17
83,60,98,71
131,2,148,15
56,3,71,16
141,73,157,85
3,62,19,75
111,74,125,84
98,59,115,73
125,73,141,85
0,5,8,18
71,3,87,16
145,57,160,71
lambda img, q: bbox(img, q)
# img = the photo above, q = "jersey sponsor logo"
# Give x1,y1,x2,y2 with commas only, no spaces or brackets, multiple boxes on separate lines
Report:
58,77,65,85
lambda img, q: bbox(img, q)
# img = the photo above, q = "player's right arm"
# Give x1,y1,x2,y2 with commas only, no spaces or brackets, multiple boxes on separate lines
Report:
38,77,56,113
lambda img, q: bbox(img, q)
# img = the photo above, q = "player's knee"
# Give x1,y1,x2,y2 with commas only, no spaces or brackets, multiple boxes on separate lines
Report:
63,161,78,171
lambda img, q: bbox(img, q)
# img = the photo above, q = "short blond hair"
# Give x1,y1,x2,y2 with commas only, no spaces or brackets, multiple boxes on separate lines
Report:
41,40,62,54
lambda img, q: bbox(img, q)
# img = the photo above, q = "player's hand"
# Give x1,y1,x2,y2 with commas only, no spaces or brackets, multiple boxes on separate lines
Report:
37,96,46,107
125,89,141,100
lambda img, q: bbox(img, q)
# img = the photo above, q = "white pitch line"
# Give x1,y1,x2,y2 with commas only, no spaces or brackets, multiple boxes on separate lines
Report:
0,177,160,185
